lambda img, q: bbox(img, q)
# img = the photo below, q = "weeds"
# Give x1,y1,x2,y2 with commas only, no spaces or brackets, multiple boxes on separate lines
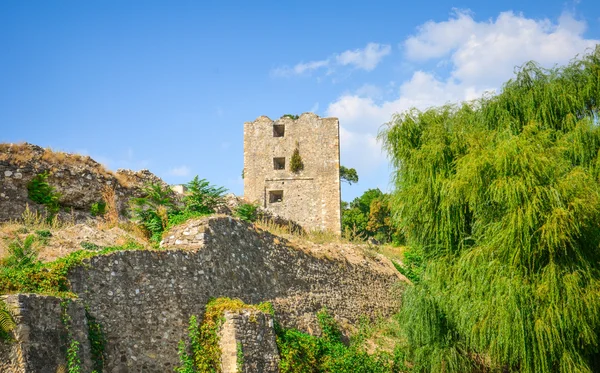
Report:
27,172,61,216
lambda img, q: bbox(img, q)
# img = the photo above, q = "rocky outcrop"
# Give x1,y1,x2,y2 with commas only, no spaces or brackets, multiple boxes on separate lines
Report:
0,143,170,222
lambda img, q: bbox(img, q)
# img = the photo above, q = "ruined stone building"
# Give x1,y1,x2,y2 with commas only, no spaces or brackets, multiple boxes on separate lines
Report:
243,113,341,234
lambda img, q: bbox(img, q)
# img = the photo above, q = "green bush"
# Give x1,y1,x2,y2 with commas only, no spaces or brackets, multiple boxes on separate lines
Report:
27,172,61,215
290,147,304,173
234,203,259,223
276,309,405,373
3,235,39,270
131,177,226,242
183,176,227,215
90,201,106,217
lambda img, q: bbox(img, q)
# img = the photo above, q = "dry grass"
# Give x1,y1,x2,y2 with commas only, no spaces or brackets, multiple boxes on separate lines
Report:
0,142,114,179
99,185,119,228
254,218,403,277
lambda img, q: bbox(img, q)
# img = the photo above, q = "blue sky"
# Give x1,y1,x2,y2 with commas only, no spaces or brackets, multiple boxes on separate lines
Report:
1,1,599,202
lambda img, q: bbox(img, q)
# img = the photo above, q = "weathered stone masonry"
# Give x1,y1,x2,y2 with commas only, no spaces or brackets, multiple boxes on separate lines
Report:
244,113,342,234
1,216,402,372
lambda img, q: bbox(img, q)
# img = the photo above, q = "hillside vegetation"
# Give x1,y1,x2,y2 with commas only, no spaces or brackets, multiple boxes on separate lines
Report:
380,47,600,372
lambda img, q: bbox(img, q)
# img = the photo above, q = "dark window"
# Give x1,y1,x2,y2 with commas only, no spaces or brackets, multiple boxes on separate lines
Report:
269,190,283,203
273,157,285,170
273,124,285,137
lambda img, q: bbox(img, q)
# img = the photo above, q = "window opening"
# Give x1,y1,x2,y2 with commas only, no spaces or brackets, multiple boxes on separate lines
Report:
273,124,285,137
273,157,285,170
269,190,283,203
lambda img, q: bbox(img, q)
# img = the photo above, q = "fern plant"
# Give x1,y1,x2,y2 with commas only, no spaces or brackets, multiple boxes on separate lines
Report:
4,235,39,269
0,301,15,342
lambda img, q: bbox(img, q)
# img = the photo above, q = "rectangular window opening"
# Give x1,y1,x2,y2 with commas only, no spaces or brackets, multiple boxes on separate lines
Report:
273,157,285,170
273,124,285,137
269,190,283,203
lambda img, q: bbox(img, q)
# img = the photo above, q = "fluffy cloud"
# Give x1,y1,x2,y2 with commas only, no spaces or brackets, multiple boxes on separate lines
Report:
329,11,598,182
336,43,392,71
272,42,391,77
168,165,191,177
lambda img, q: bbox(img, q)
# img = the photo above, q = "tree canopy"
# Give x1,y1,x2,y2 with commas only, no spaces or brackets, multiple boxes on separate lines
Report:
340,166,359,185
379,47,600,372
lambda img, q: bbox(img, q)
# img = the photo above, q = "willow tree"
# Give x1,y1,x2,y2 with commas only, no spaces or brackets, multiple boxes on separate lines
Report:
380,47,600,372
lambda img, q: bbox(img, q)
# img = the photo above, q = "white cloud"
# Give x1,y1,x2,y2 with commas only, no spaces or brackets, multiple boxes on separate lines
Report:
169,165,191,177
329,10,598,182
404,11,597,86
272,42,391,77
336,43,392,71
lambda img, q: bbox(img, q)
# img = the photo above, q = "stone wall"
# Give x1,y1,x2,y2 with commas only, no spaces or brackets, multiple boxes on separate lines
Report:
0,143,169,222
219,309,279,373
65,216,402,372
0,294,91,373
243,113,342,234
0,216,402,372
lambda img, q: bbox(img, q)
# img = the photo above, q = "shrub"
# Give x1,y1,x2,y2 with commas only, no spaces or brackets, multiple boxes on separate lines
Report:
183,176,227,215
90,201,106,217
27,172,61,216
234,203,259,223
283,114,299,120
130,182,177,242
276,309,402,373
3,235,39,270
290,146,304,173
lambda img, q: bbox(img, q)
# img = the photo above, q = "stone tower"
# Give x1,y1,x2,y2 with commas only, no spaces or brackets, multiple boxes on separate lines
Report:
243,113,341,234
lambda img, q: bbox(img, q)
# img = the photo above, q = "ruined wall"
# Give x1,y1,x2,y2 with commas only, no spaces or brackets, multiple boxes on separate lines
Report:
61,216,401,372
0,143,169,222
0,294,91,373
219,309,279,373
244,113,341,234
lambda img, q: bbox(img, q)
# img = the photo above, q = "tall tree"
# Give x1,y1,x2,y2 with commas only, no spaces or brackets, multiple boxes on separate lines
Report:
380,47,600,372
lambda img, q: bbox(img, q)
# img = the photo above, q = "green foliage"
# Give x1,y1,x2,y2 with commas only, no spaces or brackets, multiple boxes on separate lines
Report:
0,241,143,297
130,182,176,242
290,146,304,173
0,300,15,342
236,342,244,373
27,172,61,216
131,177,226,242
283,114,299,120
392,248,423,284
67,340,81,373
340,166,359,185
276,309,405,373
80,241,102,251
183,176,227,215
90,201,107,217
86,309,106,372
175,298,273,373
380,48,600,372
234,202,259,223
3,234,39,270
342,189,402,244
